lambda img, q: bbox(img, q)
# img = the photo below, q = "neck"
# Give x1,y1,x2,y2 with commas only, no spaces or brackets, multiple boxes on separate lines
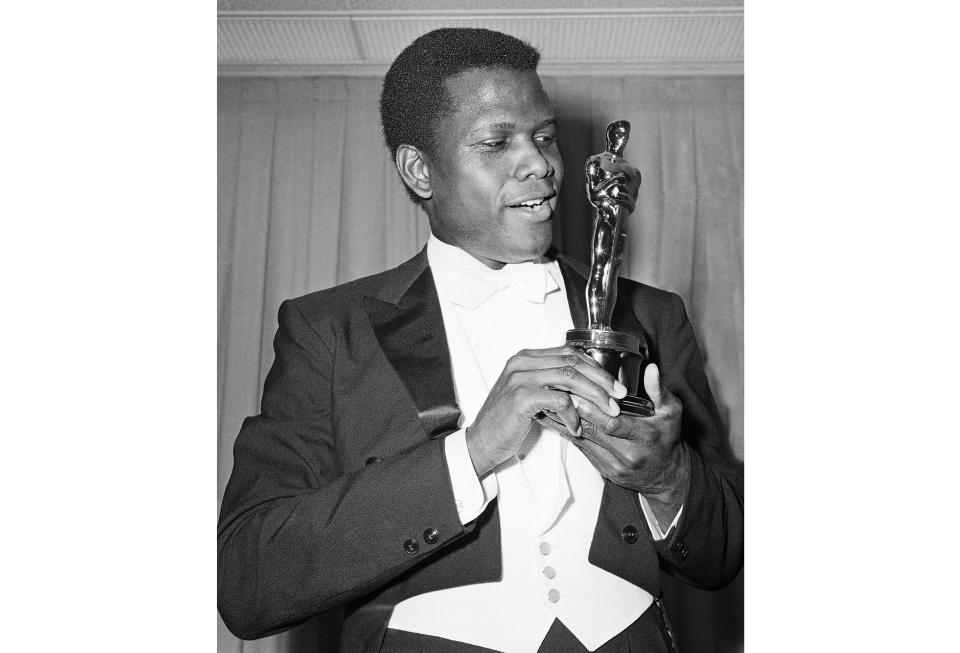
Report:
429,232,507,269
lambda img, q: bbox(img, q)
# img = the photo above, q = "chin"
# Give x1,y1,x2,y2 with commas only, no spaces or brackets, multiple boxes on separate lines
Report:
509,234,553,262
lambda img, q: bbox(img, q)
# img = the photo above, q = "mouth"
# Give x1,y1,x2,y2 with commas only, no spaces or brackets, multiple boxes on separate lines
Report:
509,198,549,209
506,192,557,218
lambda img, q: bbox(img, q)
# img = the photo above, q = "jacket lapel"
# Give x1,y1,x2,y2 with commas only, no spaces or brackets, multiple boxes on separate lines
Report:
363,249,462,441
556,253,589,329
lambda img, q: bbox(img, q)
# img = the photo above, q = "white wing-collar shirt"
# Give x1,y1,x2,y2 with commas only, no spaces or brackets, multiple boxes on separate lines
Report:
388,236,678,652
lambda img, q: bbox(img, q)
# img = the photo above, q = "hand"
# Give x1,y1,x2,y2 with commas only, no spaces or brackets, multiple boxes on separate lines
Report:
566,364,688,512
466,346,627,477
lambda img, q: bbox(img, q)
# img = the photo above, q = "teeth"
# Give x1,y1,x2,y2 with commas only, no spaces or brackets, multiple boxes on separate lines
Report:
517,199,544,208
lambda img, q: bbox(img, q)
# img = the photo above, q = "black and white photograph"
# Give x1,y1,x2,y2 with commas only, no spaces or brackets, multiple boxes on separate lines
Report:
10,1,960,653
217,2,743,651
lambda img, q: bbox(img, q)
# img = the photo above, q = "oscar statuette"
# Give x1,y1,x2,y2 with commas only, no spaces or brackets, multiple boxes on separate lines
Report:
565,120,654,417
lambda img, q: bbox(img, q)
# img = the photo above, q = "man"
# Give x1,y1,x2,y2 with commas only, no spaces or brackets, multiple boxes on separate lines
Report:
218,27,742,653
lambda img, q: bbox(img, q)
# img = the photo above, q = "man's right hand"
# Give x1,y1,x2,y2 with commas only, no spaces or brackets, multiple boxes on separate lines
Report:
465,346,627,477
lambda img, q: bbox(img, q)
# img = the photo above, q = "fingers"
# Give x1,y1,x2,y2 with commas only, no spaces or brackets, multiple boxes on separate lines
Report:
515,366,621,417
567,430,623,475
571,397,627,437
569,418,647,471
506,347,608,383
576,357,628,400
507,345,591,363
642,364,679,414
504,347,626,411
536,412,581,440
643,364,663,408
527,389,581,438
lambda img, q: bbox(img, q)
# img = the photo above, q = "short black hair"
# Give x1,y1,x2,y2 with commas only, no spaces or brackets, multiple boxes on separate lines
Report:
380,28,541,204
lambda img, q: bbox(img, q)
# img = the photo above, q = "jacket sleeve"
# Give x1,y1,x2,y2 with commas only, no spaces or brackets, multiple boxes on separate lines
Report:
652,293,744,590
217,300,471,640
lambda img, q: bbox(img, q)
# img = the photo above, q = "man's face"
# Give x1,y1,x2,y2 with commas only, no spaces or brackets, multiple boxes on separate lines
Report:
424,67,564,268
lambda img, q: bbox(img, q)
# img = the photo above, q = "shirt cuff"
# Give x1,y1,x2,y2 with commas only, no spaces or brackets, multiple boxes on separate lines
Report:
637,494,684,541
444,429,499,525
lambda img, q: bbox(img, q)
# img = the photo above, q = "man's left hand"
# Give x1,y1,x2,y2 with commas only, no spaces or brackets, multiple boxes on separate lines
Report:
564,363,690,525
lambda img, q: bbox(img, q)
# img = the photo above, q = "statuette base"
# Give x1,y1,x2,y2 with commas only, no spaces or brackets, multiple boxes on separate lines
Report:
565,328,654,417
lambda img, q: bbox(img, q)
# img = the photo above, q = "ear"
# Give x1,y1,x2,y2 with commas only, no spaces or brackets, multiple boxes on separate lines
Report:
395,144,433,200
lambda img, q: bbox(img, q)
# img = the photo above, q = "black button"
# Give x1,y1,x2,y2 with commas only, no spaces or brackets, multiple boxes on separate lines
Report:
621,525,639,544
671,541,689,561
423,528,439,544
365,456,382,466
403,538,419,554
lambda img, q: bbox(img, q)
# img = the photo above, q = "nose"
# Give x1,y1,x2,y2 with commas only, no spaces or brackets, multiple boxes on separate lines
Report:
514,139,554,180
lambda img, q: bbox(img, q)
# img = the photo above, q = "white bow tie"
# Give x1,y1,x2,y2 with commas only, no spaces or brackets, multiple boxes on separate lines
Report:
448,263,559,310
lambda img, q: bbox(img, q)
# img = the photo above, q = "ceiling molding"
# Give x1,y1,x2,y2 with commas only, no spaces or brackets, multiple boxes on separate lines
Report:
218,6,743,77
219,7,743,17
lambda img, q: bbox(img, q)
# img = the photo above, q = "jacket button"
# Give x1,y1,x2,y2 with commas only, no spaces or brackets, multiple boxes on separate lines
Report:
671,541,689,561
423,528,439,544
403,538,419,554
365,456,382,466
621,525,639,544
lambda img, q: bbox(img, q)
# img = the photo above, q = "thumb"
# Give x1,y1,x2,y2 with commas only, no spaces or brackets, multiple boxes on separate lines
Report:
643,363,669,410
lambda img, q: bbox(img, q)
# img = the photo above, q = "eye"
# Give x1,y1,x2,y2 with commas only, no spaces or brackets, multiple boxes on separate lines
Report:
535,132,557,146
480,139,506,151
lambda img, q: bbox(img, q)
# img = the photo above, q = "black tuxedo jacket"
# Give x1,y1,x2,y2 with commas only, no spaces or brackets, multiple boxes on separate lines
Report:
218,248,743,650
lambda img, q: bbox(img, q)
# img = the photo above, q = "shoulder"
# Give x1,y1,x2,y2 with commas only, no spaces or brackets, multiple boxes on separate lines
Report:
618,276,685,319
283,250,427,324
284,270,388,316
615,277,688,350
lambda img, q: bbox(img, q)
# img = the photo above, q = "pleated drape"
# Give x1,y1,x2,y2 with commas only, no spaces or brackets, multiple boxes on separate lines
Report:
218,75,743,653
